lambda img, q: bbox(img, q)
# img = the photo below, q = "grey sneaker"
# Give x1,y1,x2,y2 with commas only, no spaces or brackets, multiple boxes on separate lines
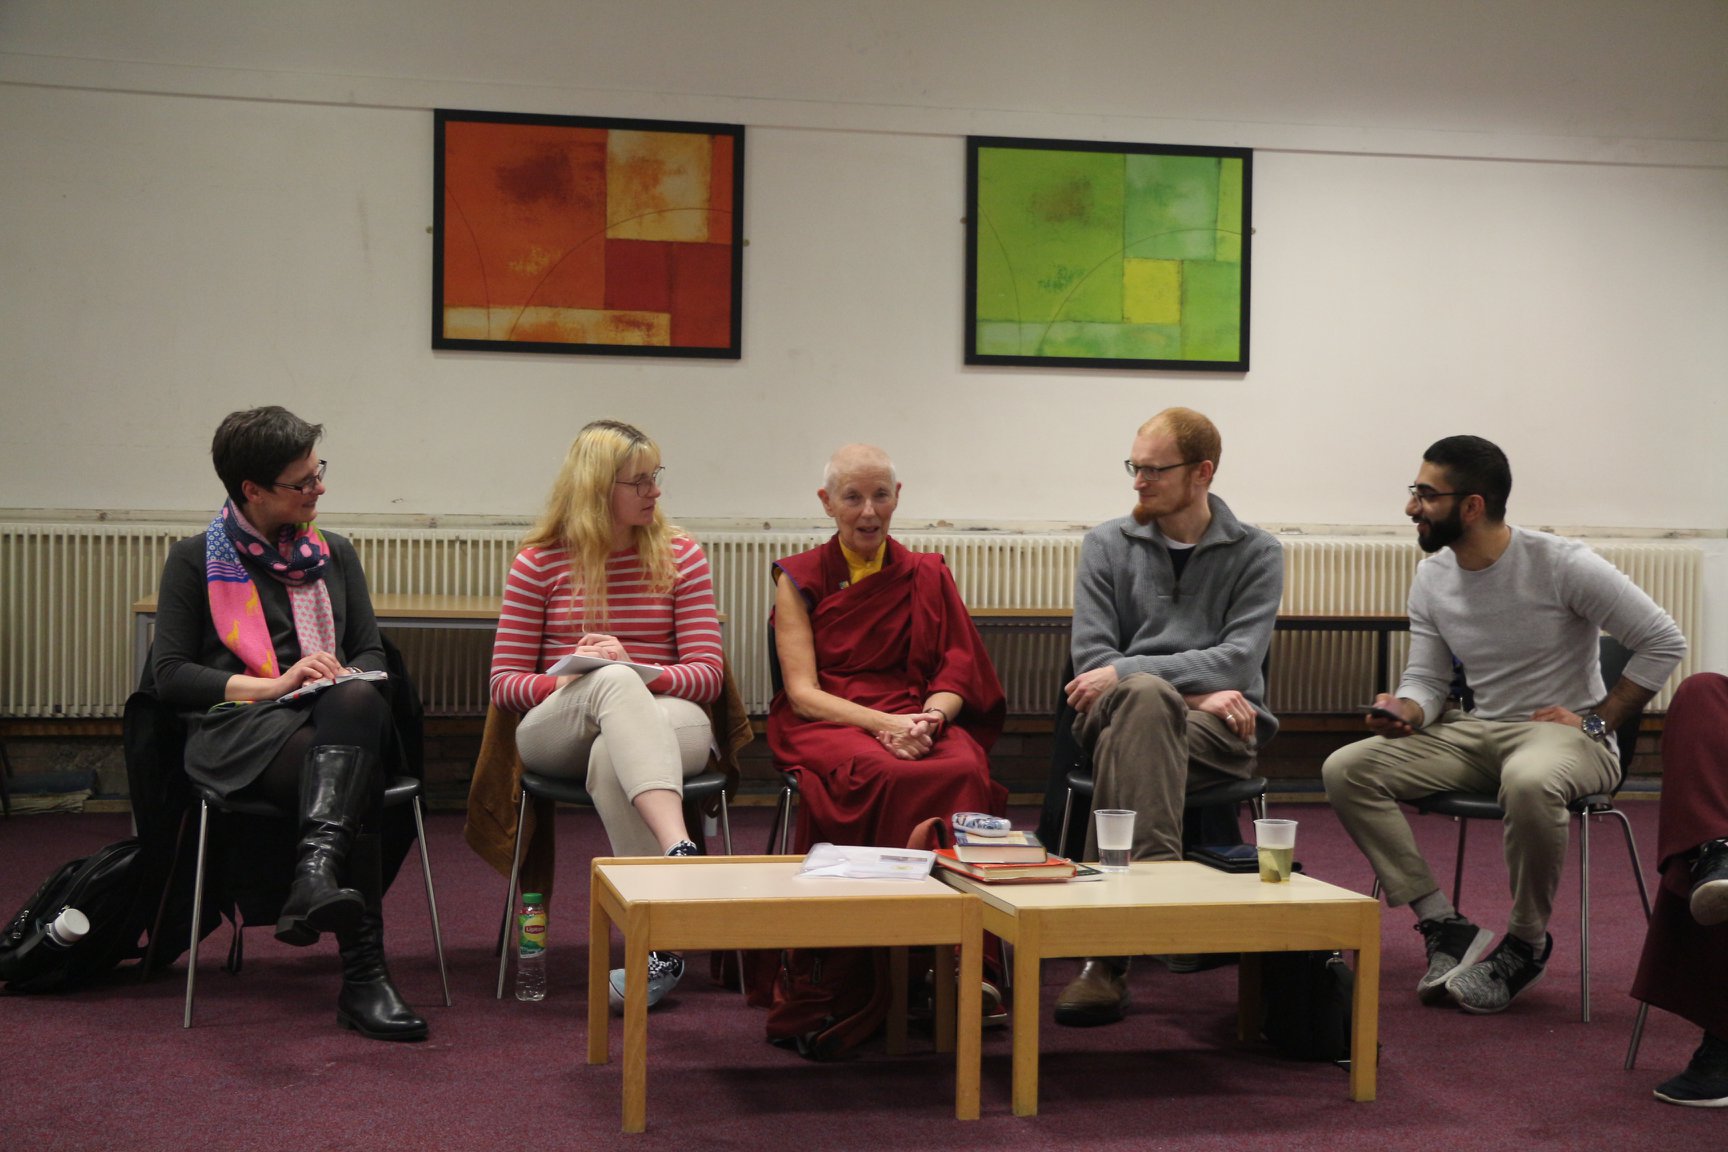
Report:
1415,916,1492,1005
608,951,685,1014
1447,932,1551,1014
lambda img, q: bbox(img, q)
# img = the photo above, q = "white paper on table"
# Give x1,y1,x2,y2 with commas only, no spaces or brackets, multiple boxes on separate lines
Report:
545,652,662,683
797,843,936,880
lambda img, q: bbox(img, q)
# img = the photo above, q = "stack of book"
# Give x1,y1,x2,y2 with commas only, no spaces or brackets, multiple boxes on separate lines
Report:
933,828,1081,883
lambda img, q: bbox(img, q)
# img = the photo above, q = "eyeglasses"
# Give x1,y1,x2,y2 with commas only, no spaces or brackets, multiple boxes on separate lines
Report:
1407,485,1473,505
273,460,327,494
614,467,665,497
1124,459,1198,481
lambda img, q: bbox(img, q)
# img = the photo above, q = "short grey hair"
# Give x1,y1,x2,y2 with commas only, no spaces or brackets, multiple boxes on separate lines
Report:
822,444,897,491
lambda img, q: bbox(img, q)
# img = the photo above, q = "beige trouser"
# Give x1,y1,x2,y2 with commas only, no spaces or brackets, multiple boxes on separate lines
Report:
1076,673,1257,863
515,665,714,857
1322,711,1619,941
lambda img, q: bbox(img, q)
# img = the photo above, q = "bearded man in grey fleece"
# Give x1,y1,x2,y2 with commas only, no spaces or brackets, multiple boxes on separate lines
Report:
1055,407,1283,1028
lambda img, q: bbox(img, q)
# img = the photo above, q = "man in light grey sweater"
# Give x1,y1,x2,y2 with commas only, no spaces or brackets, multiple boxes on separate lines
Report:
1324,435,1685,1014
1055,408,1283,1026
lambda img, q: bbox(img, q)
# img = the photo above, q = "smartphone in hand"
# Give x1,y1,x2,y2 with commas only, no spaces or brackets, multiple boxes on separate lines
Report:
1358,703,1406,724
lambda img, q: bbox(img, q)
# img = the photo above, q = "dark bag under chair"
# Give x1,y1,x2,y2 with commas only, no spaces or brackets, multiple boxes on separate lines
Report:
0,837,217,994
1260,950,1355,1064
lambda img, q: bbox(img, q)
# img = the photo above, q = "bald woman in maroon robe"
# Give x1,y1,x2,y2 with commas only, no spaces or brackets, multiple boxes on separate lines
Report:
769,444,1006,852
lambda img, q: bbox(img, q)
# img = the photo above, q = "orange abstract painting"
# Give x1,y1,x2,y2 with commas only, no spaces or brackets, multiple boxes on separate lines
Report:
434,110,743,357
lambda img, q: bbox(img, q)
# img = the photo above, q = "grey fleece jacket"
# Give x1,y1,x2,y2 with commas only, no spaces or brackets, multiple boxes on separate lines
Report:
1071,494,1285,745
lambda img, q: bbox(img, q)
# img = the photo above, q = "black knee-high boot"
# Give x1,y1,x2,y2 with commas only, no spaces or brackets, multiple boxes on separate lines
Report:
335,833,428,1041
275,745,369,946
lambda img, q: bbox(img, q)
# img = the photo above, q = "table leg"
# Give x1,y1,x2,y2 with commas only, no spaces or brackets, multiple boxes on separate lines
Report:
1009,920,1041,1117
1349,925,1381,1102
887,946,909,1056
621,915,651,1133
1237,952,1264,1042
930,945,953,1055
587,884,611,1066
954,901,982,1121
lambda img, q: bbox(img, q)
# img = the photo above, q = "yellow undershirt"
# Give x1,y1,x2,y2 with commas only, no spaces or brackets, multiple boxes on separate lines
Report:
840,540,886,587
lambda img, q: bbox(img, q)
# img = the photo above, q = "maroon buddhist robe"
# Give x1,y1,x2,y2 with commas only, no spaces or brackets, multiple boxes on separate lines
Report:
1632,672,1728,1036
769,536,1007,851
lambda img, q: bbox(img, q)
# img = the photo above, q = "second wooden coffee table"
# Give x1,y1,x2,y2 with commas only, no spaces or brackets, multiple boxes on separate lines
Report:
937,861,1380,1115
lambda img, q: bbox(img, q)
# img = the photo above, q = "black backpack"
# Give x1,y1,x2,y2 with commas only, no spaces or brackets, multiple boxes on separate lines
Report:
1260,950,1355,1064
0,840,153,993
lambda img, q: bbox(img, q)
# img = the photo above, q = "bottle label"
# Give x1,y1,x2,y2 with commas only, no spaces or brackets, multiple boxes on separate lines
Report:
518,908,547,957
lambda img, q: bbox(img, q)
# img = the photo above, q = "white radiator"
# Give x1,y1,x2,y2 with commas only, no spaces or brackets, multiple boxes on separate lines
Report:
0,523,1702,719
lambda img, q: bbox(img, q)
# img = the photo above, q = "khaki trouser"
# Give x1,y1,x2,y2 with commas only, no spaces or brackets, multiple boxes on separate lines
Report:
1076,673,1256,863
1322,711,1619,941
515,665,713,857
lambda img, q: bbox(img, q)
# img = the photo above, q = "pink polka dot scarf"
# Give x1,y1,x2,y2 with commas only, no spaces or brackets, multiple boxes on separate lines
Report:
205,502,337,681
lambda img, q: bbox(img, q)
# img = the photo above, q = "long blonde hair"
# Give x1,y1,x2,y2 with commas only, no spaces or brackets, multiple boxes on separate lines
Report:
523,420,680,628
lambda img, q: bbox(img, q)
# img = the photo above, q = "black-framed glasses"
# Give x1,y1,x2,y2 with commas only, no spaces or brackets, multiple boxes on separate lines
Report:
1407,485,1472,504
614,466,665,497
273,460,327,494
1124,459,1198,481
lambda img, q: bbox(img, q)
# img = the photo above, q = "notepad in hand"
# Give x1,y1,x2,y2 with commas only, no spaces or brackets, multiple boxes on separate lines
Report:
277,669,389,703
545,652,662,684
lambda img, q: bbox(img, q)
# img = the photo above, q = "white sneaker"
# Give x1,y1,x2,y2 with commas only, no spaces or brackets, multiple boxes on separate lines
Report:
607,951,685,1014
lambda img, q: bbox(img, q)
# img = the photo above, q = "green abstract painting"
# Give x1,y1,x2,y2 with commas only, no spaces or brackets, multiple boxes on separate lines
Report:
966,137,1252,371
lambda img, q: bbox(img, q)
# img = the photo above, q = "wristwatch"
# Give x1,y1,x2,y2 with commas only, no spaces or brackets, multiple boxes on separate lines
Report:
1580,711,1610,745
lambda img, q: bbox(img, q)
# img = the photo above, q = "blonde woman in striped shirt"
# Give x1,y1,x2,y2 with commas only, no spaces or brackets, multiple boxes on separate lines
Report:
491,420,723,1006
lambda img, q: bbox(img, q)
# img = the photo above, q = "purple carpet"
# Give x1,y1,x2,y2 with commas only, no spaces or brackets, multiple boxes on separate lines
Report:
0,799,1717,1150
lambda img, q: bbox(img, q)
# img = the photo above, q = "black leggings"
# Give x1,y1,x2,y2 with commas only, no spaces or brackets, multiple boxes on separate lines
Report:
242,680,392,819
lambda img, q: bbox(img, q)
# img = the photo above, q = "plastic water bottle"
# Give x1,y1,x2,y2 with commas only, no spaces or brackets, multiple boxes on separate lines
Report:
515,892,547,1002
45,907,89,949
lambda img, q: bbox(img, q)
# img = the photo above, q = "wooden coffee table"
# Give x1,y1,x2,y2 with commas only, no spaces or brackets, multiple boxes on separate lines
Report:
937,861,1380,1115
588,855,983,1133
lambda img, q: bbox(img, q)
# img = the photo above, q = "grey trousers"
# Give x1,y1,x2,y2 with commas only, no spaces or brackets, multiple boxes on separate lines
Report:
1321,711,1619,941
1076,673,1256,862
515,665,714,857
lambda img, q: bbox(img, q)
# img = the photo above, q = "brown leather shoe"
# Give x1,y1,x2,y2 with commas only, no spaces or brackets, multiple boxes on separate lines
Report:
1054,958,1130,1026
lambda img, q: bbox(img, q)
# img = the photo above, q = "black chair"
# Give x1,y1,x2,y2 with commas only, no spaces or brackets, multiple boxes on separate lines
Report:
176,774,451,1027
1051,653,1274,860
1368,636,1653,1023
764,623,802,854
492,767,734,998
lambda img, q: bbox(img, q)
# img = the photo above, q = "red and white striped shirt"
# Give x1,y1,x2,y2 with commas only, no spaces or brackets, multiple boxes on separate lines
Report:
489,536,723,714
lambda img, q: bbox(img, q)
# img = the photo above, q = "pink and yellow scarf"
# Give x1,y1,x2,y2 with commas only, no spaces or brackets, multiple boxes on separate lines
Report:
205,502,336,679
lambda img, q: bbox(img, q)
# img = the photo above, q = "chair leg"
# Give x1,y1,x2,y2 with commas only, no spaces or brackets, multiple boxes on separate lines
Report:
1626,1001,1651,1070
717,794,734,856
494,789,531,1000
775,786,796,855
0,739,13,818
183,799,211,1029
712,794,746,992
1058,788,1075,859
1578,810,1593,1023
410,795,451,1008
1451,818,1469,910
1601,807,1654,920
144,807,192,981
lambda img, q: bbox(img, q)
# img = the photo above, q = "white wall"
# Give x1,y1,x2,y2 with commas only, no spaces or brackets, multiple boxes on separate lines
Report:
2,1,1726,654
